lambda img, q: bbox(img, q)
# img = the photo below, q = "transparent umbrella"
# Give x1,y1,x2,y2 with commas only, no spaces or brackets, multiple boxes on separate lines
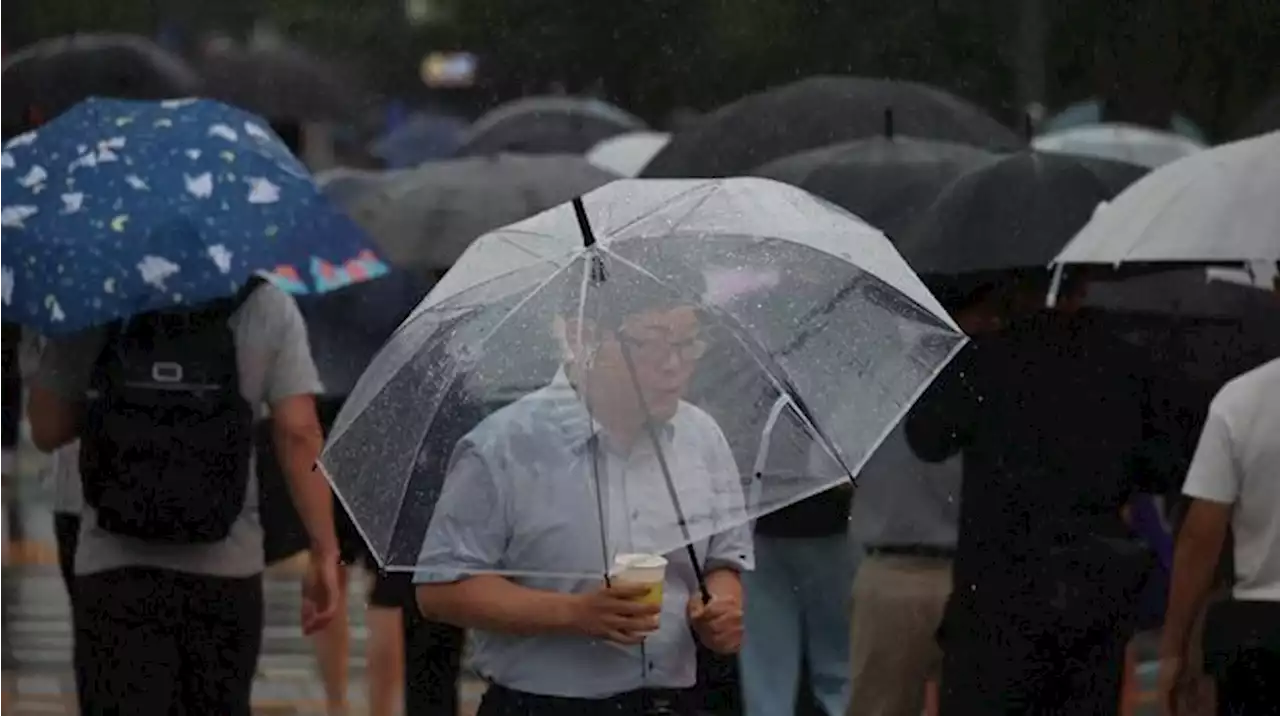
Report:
320,178,965,586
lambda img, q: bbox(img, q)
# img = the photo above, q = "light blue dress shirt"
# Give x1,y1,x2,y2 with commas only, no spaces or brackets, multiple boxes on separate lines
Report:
416,370,754,698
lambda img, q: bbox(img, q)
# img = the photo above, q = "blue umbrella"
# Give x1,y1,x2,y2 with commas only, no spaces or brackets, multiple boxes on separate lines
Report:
1,96,388,334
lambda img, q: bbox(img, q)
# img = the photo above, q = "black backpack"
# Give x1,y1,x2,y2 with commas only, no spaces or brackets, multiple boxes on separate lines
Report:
80,282,260,543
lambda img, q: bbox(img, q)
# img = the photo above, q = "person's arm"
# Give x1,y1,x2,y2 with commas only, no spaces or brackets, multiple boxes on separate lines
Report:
418,574,586,636
904,344,978,463
27,332,100,453
1159,406,1236,664
259,289,338,559
414,447,573,632
272,395,337,558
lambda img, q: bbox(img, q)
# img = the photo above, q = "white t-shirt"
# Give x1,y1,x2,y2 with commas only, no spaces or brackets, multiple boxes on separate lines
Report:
1182,357,1280,602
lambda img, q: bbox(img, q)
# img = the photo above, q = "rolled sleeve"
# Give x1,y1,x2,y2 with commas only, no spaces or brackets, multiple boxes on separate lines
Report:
1181,406,1239,506
415,445,509,583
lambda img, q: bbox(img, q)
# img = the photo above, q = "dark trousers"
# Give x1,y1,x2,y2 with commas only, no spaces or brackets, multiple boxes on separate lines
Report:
1216,648,1280,716
939,620,1125,716
74,567,264,716
477,684,696,716
54,512,80,598
403,591,465,716
54,513,82,703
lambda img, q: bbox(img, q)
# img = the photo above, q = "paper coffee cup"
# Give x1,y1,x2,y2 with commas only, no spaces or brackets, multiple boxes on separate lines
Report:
611,553,667,606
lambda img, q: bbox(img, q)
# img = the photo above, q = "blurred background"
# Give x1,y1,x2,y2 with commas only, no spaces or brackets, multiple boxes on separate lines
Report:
6,0,1278,160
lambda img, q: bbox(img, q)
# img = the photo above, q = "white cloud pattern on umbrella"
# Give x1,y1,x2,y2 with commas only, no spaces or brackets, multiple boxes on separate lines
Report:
246,177,281,204
125,175,149,190
243,122,272,142
137,255,181,290
208,124,239,142
1,152,14,169
184,172,214,198
185,149,202,160
6,131,37,148
2,205,38,228
60,193,85,214
207,244,234,274
44,295,65,322
18,166,47,189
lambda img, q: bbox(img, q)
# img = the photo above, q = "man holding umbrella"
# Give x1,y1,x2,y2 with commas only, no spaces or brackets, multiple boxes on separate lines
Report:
414,263,752,715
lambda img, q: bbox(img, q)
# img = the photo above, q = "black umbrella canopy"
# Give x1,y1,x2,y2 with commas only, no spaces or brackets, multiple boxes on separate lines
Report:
194,38,370,122
642,76,1023,178
2,34,203,135
752,136,999,241
896,151,1147,277
454,95,646,156
298,270,435,397
1232,92,1280,140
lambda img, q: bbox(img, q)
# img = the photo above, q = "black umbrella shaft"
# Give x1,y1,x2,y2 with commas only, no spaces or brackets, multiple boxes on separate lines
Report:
618,339,712,605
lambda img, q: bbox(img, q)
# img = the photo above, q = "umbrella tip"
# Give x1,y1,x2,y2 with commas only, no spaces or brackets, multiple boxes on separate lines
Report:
1023,112,1035,141
883,107,894,139
572,196,597,248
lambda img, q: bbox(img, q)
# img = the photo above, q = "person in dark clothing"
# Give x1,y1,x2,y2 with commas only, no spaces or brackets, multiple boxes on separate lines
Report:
905,275,1173,716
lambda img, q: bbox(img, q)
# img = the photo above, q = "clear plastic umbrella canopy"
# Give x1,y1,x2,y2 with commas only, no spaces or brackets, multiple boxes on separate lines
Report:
321,178,965,578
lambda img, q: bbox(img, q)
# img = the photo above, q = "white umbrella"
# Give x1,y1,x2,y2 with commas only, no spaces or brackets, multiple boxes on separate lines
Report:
1053,130,1280,268
1033,122,1205,169
586,131,671,176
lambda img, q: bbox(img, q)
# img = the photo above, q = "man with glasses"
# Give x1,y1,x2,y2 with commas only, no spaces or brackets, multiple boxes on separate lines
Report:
415,268,753,716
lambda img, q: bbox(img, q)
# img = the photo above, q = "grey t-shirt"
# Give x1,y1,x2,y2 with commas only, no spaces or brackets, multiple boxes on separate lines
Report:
35,283,322,578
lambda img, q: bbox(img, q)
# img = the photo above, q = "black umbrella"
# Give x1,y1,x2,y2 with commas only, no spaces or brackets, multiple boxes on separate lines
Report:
752,135,999,241
1232,92,1280,140
298,270,435,397
896,151,1147,277
454,96,646,156
642,76,1022,178
195,39,369,122
2,34,202,134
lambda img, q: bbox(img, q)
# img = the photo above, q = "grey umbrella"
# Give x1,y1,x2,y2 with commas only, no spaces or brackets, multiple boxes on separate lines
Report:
315,167,403,208
346,154,618,272
455,96,646,156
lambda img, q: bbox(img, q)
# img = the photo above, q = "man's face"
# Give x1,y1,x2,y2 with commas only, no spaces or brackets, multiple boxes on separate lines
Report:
592,305,705,424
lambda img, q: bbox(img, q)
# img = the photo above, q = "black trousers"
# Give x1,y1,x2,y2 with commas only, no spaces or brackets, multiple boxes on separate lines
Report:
477,684,696,716
54,513,82,703
1216,648,1280,716
54,512,80,598
74,567,264,716
403,589,465,716
939,620,1126,716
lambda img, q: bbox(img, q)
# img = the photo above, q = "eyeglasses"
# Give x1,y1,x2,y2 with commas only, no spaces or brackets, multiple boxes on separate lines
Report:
617,333,708,364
